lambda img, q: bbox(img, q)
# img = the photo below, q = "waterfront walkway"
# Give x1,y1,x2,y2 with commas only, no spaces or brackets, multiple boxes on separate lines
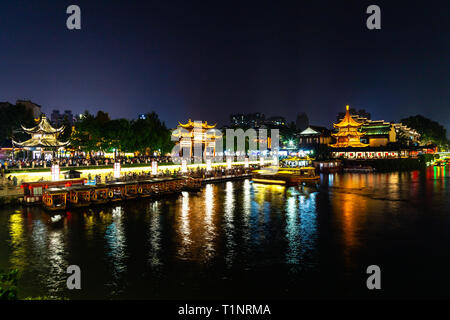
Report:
0,178,22,203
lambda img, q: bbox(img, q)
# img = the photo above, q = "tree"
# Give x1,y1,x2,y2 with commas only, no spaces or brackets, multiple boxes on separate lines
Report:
400,115,449,148
70,110,173,155
0,103,35,145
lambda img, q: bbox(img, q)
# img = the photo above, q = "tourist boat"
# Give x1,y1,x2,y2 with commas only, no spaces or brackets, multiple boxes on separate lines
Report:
123,182,139,199
434,159,446,166
137,180,155,198
67,186,93,207
42,188,68,211
252,166,319,186
90,185,110,204
21,178,85,205
151,177,184,197
183,177,202,192
107,182,126,202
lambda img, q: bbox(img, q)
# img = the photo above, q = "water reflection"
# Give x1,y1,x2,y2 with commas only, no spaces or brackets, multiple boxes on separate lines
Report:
3,170,450,299
224,182,235,267
203,184,216,261
105,206,127,294
9,213,27,272
148,201,162,267
177,192,192,259
285,190,317,266
46,228,67,296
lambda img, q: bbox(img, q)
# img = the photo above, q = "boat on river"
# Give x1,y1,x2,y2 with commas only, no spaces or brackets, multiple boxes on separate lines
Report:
252,166,319,186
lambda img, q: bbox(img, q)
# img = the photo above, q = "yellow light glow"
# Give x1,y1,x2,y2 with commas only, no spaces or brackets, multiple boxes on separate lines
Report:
252,178,286,185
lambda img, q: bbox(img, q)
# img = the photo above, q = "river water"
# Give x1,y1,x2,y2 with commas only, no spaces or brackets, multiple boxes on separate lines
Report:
1,166,449,299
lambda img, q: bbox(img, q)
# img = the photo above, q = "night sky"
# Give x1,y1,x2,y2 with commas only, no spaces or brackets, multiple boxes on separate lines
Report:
0,1,448,131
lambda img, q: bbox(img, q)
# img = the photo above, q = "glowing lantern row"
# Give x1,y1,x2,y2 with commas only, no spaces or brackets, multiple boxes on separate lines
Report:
244,157,249,168
151,161,158,175
206,159,212,171
226,157,232,169
181,159,187,173
114,162,121,178
51,164,60,181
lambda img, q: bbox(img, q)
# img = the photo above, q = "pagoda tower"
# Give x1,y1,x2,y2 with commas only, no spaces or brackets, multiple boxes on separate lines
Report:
330,105,369,148
12,114,70,158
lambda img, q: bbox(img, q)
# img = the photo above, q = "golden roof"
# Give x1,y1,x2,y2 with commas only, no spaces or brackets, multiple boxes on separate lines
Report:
13,114,69,147
12,135,70,147
332,130,365,137
333,105,364,128
178,119,216,129
21,114,65,134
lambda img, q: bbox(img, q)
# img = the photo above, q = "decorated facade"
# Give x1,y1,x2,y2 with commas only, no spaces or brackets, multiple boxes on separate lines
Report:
172,119,222,158
330,105,369,148
12,114,69,159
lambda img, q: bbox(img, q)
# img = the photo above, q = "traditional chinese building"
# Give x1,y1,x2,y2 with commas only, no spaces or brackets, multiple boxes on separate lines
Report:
330,105,369,148
172,119,222,158
298,126,332,147
329,106,425,159
12,114,69,159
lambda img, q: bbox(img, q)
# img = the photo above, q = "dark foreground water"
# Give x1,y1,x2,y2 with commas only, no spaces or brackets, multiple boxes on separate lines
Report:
1,166,450,299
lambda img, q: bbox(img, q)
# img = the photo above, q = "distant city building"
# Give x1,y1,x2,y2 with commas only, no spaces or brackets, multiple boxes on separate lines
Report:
265,116,286,127
51,109,74,127
16,100,42,118
230,113,265,128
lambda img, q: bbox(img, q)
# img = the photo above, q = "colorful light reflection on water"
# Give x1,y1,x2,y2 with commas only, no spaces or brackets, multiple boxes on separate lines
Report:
1,166,450,299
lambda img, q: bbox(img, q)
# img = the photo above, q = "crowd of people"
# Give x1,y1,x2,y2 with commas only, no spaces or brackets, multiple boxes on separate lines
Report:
0,155,173,171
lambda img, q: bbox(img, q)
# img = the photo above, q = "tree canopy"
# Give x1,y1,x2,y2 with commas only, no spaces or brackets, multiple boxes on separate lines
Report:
400,115,449,148
0,103,36,145
70,111,173,155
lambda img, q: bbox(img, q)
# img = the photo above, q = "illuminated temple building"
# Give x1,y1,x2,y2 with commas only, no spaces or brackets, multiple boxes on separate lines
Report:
330,105,369,148
172,119,222,157
12,114,69,159
329,106,426,159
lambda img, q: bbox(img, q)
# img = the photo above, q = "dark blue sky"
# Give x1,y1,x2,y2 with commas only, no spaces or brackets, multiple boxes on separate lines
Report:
0,1,448,131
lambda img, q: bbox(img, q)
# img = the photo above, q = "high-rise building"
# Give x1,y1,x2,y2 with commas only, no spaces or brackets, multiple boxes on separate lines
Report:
230,113,266,128
51,109,74,126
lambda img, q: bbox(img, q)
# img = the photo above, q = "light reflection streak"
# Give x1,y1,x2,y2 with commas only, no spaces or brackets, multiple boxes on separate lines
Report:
203,184,216,261
148,201,162,266
9,213,27,272
105,206,127,291
46,228,67,296
285,191,318,266
224,181,235,267
177,192,192,258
